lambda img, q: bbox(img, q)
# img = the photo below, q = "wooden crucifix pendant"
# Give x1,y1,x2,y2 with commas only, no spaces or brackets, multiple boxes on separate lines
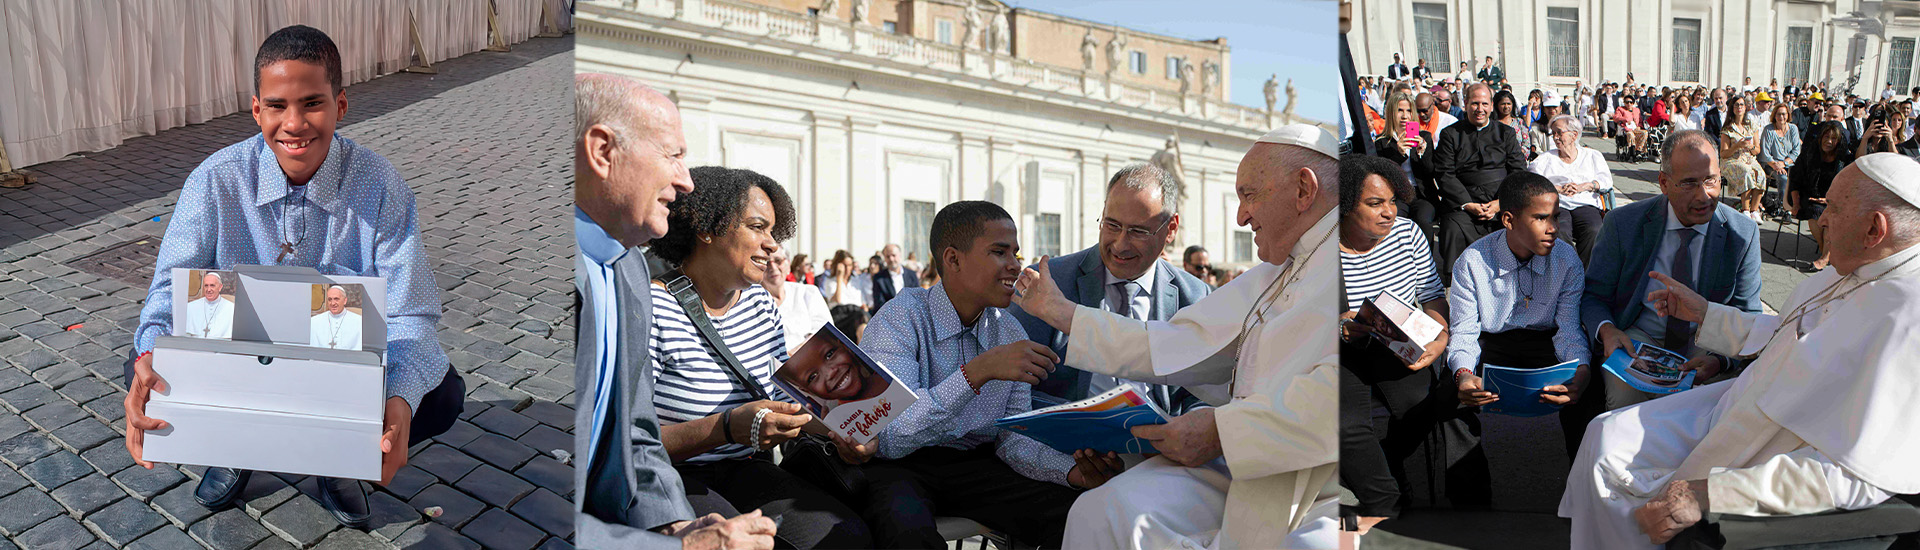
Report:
276,242,295,263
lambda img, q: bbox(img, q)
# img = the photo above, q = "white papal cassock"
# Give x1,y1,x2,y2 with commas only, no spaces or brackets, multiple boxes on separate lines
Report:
1560,240,1920,549
185,297,233,339
311,310,364,350
1060,211,1340,550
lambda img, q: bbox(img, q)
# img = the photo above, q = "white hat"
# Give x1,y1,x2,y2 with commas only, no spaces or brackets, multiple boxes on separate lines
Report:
1255,124,1338,158
1543,90,1562,105
1855,152,1920,209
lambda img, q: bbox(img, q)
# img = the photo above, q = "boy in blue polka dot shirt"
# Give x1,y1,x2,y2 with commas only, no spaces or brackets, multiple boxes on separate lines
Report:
121,25,464,531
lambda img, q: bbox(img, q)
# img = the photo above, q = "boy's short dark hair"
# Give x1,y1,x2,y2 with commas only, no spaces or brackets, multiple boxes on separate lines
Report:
1497,172,1559,216
255,25,344,94
927,201,1014,277
830,304,869,342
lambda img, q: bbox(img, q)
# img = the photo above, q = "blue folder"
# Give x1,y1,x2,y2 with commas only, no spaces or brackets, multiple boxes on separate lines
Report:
994,405,1169,455
1480,359,1582,417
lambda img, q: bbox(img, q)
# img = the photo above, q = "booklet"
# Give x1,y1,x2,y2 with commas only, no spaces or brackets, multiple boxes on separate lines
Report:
1480,359,1581,417
994,385,1171,454
1353,291,1444,365
770,323,916,444
1599,341,1697,394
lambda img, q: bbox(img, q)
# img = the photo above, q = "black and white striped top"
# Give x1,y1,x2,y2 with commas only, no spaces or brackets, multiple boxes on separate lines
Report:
648,283,793,463
1340,217,1445,312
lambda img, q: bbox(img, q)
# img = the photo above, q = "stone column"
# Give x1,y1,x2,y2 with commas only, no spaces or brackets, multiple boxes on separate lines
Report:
674,91,717,164
812,113,852,257
849,117,886,256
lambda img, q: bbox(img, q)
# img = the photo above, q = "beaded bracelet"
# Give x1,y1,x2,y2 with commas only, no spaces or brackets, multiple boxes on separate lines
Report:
749,408,772,450
962,364,981,395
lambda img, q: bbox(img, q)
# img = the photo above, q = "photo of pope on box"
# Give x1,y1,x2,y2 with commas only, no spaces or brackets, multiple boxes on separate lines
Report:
769,323,915,443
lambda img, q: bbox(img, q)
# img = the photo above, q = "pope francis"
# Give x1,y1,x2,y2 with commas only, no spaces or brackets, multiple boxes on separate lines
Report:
1560,153,1920,548
1013,124,1341,549
311,285,364,350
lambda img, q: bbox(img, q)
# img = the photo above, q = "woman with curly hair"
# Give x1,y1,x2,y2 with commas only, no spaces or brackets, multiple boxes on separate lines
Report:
647,166,873,549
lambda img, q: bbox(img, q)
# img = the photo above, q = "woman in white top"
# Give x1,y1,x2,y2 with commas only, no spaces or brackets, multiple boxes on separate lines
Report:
1668,95,1699,131
1527,114,1614,264
815,250,869,308
764,248,835,354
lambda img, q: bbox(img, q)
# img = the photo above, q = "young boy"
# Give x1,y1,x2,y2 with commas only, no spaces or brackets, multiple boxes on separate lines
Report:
855,201,1122,548
123,25,462,529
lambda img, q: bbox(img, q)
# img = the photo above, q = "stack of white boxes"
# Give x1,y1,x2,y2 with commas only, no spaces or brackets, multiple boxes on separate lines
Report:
144,265,388,480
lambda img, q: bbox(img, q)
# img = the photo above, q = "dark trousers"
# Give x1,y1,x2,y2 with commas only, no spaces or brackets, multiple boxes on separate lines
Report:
1405,198,1439,242
1437,211,1501,285
1341,338,1457,515
1556,205,1606,265
123,350,464,447
1478,328,1589,459
858,446,1080,549
679,458,873,550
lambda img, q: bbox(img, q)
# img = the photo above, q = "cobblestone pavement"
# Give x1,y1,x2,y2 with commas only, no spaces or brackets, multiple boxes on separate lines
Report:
0,36,576,550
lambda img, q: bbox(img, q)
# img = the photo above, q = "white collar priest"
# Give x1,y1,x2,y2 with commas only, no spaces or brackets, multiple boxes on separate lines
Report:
1560,152,1920,549
311,284,364,350
1012,124,1340,549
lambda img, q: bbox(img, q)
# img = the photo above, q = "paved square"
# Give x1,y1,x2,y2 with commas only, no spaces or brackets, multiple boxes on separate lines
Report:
0,36,576,550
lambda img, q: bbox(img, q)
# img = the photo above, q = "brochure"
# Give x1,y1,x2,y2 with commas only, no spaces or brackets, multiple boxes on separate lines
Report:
1481,359,1582,417
994,385,1171,454
1354,291,1444,365
770,323,916,443
1600,341,1697,394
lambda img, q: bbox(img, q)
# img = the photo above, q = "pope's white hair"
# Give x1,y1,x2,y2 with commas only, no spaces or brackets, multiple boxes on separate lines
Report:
1856,178,1920,245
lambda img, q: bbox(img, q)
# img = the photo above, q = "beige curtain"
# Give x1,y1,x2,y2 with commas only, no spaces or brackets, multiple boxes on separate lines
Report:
0,0,570,169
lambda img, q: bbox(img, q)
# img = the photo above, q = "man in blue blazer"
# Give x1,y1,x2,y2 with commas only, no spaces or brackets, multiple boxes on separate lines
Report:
1010,164,1210,415
1579,130,1764,419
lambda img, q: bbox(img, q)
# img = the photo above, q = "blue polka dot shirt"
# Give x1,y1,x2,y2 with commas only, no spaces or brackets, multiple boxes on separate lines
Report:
134,133,448,412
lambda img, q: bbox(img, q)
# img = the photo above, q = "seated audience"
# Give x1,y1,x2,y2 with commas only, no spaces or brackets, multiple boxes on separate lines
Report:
1528,115,1614,263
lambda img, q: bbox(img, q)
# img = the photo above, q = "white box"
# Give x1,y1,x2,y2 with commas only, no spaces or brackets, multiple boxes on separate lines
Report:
143,335,386,480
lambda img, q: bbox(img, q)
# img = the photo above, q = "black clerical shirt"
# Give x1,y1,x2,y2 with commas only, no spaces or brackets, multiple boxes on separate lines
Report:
1431,119,1527,210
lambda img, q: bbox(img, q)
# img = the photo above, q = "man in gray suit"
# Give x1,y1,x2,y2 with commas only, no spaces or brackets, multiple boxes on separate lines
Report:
1579,130,1764,415
573,73,776,550
1011,163,1210,414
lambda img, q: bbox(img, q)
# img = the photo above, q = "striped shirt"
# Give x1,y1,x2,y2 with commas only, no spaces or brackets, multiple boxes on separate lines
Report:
1341,217,1445,312
648,283,793,463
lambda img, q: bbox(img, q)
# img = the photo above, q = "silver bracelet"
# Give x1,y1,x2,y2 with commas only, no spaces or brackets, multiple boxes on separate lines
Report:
749,408,772,450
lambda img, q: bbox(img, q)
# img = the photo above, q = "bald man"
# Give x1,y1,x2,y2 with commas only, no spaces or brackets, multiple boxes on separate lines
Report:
1433,83,1528,282
1016,124,1342,549
184,272,233,339
572,73,777,550
1562,153,1920,548
309,285,363,350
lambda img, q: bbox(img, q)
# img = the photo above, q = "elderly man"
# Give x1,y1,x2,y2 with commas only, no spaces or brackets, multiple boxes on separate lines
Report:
1015,124,1341,549
309,285,363,350
124,25,463,530
572,73,777,550
184,272,233,339
1433,83,1527,282
1577,130,1764,436
1011,163,1211,415
870,243,921,313
1560,153,1920,549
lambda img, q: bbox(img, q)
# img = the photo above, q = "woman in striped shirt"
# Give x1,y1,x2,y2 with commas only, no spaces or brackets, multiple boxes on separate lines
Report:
1336,155,1469,529
648,167,872,549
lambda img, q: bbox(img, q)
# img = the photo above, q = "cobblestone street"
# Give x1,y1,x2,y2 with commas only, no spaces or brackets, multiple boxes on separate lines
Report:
0,36,576,550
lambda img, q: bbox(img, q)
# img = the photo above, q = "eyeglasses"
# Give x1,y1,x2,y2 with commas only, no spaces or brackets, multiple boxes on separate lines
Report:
1098,216,1173,242
1670,176,1722,192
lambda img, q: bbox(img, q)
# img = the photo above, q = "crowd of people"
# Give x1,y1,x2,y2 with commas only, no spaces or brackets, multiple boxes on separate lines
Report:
1346,56,1920,548
575,70,1338,549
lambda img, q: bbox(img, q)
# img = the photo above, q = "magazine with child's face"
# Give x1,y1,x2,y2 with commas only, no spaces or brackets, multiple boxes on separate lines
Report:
770,323,916,443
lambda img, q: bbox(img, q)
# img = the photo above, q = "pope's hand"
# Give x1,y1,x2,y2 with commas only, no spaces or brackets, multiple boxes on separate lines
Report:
674,510,778,550
1129,408,1222,467
379,396,413,486
1635,479,1708,544
1012,256,1075,333
124,352,170,469
1647,271,1709,324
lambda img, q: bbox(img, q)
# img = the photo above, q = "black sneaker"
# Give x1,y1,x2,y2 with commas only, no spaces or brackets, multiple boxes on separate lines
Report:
316,477,371,529
194,467,252,510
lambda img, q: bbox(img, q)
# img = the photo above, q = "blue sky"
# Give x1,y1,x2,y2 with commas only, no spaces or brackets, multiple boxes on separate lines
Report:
1007,0,1340,123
